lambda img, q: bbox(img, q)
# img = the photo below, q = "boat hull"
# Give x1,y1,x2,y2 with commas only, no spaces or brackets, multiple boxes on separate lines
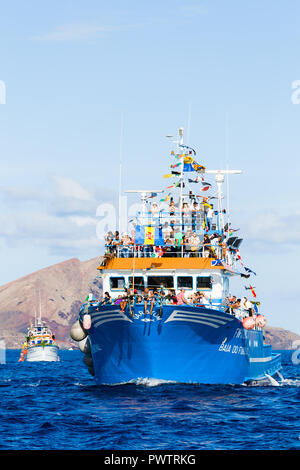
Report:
26,345,60,362
87,304,281,385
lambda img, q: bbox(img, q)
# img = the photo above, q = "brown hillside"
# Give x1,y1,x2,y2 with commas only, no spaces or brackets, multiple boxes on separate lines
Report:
0,257,102,348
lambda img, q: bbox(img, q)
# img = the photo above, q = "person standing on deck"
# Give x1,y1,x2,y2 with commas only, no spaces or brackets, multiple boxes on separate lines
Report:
190,201,199,231
143,288,155,316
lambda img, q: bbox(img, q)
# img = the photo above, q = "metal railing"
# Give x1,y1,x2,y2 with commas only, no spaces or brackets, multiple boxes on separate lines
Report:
104,243,229,261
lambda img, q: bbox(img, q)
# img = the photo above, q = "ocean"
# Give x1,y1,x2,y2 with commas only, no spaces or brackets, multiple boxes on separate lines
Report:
0,350,299,450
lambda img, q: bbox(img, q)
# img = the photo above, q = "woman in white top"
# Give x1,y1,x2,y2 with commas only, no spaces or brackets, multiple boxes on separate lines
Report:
150,203,160,224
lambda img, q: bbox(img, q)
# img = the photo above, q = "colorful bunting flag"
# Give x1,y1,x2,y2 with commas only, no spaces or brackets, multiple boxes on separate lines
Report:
249,285,257,298
170,162,182,169
244,267,257,276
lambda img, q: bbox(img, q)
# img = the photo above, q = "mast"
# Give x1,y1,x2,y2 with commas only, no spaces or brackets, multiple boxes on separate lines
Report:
205,169,242,234
118,113,124,233
38,286,42,323
178,127,184,215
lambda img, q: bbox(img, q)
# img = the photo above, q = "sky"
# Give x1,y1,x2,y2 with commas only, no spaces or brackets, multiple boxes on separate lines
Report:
0,0,300,334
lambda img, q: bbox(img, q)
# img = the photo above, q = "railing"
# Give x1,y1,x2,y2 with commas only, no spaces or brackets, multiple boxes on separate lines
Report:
104,243,231,262
135,210,221,232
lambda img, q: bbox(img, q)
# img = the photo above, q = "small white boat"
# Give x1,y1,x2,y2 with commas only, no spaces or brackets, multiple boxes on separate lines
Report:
19,319,60,362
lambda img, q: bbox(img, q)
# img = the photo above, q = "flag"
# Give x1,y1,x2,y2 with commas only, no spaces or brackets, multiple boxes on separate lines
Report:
192,163,206,173
183,155,195,172
236,249,245,267
201,185,211,192
170,162,182,169
144,226,155,245
135,225,164,246
244,266,257,276
163,174,173,178
211,259,222,266
171,171,181,176
188,177,199,183
250,285,257,298
211,258,225,266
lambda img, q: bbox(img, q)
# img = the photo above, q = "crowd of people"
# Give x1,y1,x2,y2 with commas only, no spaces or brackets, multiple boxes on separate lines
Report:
104,229,227,260
101,288,211,313
99,288,254,318
102,196,230,261
224,295,255,317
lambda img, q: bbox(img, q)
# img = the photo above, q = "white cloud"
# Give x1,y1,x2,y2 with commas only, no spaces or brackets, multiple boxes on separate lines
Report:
0,175,116,259
246,210,300,246
53,176,94,201
1,186,41,202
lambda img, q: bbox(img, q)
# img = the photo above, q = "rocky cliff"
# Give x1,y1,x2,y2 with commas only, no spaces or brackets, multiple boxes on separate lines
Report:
0,257,102,348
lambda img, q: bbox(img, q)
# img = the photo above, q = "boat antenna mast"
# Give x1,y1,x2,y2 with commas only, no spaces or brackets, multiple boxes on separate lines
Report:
204,169,242,235
166,126,185,210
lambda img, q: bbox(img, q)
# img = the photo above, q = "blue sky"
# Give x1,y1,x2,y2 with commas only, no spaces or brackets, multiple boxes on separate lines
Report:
1,1,300,333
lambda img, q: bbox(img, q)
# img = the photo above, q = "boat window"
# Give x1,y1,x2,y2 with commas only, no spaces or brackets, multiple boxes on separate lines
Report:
128,276,145,290
177,276,193,289
147,276,174,289
196,276,212,290
110,277,126,290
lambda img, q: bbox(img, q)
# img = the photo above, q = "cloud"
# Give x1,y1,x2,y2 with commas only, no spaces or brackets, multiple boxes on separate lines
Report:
0,186,42,203
30,23,137,42
0,176,116,259
53,176,94,201
246,210,300,247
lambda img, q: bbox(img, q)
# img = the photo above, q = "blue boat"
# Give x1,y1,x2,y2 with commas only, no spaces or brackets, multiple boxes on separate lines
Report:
70,127,282,385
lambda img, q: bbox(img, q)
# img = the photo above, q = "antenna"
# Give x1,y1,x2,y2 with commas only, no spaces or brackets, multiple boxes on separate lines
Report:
187,104,192,145
204,169,242,232
118,113,124,232
38,286,42,322
178,128,185,230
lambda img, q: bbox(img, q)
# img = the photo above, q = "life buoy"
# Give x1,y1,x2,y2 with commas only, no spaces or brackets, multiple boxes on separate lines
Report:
242,317,255,330
255,314,266,328
83,314,91,330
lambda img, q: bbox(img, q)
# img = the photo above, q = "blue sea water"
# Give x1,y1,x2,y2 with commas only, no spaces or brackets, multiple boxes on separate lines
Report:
0,350,299,450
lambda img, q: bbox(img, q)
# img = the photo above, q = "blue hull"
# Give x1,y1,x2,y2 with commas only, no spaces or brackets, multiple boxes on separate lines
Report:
88,304,281,385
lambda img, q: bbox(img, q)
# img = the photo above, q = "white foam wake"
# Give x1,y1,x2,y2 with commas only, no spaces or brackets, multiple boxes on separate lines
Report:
103,377,177,387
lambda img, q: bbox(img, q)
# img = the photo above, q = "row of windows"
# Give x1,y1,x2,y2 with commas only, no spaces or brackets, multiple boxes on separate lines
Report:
109,276,212,291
